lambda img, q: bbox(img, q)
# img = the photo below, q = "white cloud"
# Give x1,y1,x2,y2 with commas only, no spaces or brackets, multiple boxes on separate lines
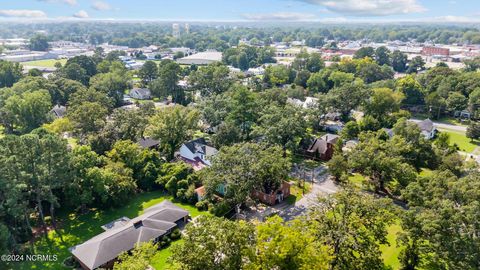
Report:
37,0,77,6
242,12,316,21
73,10,89,18
295,0,426,16
92,1,112,11
0,9,47,18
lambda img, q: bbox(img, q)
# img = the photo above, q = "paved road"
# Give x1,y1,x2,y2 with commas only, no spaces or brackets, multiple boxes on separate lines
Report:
410,118,467,133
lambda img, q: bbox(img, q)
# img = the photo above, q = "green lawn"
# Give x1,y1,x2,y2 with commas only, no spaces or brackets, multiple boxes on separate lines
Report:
22,59,67,68
381,223,404,269
285,180,312,204
439,129,480,153
17,191,208,270
150,239,184,270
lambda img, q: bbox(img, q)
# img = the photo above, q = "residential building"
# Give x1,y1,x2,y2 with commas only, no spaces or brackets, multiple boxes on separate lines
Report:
70,200,189,270
299,134,339,161
129,88,151,100
179,138,218,170
409,119,437,140
50,105,67,118
252,181,291,206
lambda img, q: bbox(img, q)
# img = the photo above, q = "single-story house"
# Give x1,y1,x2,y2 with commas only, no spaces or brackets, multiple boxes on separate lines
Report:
50,105,67,118
299,134,339,161
129,88,151,100
70,200,189,270
179,138,218,170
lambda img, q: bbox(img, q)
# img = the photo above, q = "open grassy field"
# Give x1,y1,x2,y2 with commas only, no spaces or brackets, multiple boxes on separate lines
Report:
439,128,480,153
17,191,209,270
22,59,67,68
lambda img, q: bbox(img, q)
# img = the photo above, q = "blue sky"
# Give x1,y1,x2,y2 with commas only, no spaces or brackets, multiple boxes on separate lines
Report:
0,0,479,23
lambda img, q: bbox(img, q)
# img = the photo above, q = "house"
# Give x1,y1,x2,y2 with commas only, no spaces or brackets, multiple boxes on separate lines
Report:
70,200,189,270
194,183,227,202
129,88,151,100
137,137,160,149
412,119,437,140
179,138,218,170
252,181,291,206
195,186,206,202
50,105,67,118
299,134,339,161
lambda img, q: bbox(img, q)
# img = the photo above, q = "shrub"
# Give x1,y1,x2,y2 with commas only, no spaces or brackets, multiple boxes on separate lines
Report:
195,200,209,211
170,228,181,240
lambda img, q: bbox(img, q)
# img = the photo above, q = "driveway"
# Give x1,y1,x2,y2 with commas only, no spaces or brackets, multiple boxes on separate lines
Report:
280,168,339,221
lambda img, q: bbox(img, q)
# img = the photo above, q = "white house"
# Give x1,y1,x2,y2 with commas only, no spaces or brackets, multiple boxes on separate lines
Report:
179,138,218,168
129,88,151,100
411,119,437,140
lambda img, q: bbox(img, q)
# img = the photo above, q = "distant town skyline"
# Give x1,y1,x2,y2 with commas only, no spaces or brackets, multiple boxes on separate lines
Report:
0,0,479,23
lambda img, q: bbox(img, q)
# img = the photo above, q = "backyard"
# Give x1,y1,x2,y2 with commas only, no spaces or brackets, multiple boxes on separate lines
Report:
17,191,208,270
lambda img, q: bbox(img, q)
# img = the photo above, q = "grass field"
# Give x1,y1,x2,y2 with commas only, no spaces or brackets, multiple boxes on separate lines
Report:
381,223,404,269
439,128,480,153
17,191,208,270
22,59,67,68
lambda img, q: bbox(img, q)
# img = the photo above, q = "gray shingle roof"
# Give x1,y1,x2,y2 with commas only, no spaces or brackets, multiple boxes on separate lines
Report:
416,119,434,132
138,137,160,149
70,200,188,270
184,138,218,157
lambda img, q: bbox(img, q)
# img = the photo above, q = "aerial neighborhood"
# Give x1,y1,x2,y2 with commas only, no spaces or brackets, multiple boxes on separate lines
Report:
1,1,480,270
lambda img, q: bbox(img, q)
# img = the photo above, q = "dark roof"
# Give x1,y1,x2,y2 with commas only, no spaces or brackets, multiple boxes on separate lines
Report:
70,200,188,270
138,137,160,148
184,138,217,156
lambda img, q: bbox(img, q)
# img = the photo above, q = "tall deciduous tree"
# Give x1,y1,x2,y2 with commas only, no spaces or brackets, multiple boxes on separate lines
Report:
149,60,183,103
252,104,306,156
247,216,330,270
202,143,289,215
138,60,158,84
0,60,23,88
145,105,199,160
188,63,232,96
310,189,395,270
401,170,480,269
169,216,254,270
